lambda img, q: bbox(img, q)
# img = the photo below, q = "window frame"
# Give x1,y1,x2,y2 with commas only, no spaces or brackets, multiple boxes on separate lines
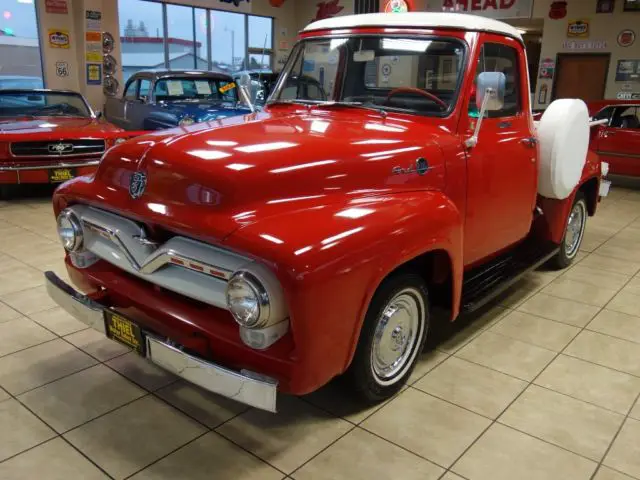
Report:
123,78,140,100
470,41,523,119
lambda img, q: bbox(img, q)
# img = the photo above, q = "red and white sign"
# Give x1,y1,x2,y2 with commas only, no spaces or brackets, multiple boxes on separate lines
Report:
425,0,533,19
45,0,68,14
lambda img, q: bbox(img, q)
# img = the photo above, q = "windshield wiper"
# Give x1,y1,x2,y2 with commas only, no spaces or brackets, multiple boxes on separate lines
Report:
313,101,387,118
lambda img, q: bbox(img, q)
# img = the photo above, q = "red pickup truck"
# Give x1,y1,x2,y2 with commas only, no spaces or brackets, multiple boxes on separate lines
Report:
46,13,608,412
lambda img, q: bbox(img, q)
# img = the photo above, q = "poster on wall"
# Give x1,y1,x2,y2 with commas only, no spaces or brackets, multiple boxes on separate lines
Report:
55,61,69,77
86,64,102,85
85,10,102,31
567,19,590,38
539,58,555,79
85,52,102,62
623,0,640,11
48,29,70,48
615,60,640,82
596,0,615,13
45,0,68,14
424,0,533,19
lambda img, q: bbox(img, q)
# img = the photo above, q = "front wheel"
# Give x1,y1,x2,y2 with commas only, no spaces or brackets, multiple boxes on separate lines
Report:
551,192,587,269
345,273,429,404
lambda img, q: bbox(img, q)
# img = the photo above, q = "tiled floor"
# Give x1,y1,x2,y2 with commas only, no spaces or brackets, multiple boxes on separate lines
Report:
1,184,640,480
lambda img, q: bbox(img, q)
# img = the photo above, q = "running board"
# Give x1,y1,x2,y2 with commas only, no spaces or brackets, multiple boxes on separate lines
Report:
460,242,559,313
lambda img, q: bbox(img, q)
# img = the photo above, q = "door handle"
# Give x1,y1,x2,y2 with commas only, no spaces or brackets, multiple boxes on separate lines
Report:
602,130,615,138
521,137,538,148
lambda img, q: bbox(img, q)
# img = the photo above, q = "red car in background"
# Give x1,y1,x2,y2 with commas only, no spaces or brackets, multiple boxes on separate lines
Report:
0,89,141,198
588,100,640,177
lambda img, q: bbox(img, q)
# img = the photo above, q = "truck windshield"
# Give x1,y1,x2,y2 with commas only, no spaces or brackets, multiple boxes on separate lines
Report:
270,36,465,116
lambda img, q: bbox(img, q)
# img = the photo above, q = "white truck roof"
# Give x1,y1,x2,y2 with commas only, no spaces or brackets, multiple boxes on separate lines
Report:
303,12,523,41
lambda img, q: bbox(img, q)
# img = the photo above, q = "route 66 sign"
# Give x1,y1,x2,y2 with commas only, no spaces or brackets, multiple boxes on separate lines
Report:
55,61,69,77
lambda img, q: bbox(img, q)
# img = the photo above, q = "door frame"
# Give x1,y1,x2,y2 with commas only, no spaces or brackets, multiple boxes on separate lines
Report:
551,53,611,101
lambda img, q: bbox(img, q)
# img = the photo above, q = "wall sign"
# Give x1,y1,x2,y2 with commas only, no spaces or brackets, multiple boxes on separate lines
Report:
48,29,70,48
86,64,102,85
596,0,615,13
617,29,636,47
426,0,533,19
538,84,549,105
85,10,102,31
548,1,567,19
539,57,555,79
269,0,287,6
384,0,413,12
562,39,607,50
615,59,640,83
45,0,68,14
567,19,590,38
85,52,102,62
623,0,640,11
55,61,69,77
314,0,344,21
616,92,640,100
86,31,101,42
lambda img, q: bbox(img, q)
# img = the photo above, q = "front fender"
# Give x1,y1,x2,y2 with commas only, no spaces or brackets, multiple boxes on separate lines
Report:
223,191,463,392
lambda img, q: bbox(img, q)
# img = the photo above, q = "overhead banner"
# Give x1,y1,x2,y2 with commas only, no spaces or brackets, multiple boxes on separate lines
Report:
424,0,533,19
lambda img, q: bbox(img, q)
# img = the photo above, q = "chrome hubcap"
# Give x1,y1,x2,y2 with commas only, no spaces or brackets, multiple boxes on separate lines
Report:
371,289,424,385
565,201,586,259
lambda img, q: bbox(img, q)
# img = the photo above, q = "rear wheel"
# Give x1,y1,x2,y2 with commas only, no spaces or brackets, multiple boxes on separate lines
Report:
551,192,587,269
345,273,429,403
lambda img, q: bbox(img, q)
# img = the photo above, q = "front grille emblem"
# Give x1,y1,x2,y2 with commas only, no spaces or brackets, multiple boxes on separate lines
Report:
48,143,74,155
129,171,147,199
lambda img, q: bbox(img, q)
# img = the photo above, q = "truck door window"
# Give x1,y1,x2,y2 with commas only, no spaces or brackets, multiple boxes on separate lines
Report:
469,43,520,118
138,79,151,102
123,80,138,100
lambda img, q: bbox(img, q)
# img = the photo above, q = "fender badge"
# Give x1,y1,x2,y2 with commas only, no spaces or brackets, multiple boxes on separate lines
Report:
392,157,429,176
129,171,147,199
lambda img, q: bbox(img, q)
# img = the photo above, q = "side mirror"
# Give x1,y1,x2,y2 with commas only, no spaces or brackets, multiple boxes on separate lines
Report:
475,72,506,112
236,73,255,113
466,71,506,148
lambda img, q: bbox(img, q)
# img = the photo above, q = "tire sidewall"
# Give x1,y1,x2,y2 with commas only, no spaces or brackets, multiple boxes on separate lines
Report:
556,193,587,268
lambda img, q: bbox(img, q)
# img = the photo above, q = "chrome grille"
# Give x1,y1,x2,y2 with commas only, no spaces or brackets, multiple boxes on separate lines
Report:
10,139,105,157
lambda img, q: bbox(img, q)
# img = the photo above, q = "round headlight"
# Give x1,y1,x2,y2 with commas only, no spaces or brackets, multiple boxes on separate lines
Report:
178,116,195,127
226,271,270,328
56,209,83,252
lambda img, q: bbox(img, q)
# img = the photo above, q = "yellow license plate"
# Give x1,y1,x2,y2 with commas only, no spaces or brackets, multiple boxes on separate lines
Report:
49,168,76,183
104,311,145,354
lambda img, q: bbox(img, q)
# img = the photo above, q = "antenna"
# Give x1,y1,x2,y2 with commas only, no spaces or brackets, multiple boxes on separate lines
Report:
256,34,268,103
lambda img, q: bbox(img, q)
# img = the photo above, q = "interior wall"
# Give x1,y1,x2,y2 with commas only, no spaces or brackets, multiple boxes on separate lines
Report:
532,0,640,109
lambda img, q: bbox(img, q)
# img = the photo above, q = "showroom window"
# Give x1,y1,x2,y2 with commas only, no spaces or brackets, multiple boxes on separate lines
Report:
119,0,165,82
0,0,44,88
117,1,274,77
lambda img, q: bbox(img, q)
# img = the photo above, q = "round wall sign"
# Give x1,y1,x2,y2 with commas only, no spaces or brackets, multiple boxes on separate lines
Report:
103,75,119,97
617,29,636,47
102,32,114,54
103,54,118,75
384,0,411,13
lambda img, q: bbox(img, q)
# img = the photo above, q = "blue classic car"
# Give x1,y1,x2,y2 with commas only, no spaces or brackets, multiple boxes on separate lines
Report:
104,70,251,130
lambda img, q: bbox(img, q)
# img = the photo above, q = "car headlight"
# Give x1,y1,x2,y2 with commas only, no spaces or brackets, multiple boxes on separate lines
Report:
57,209,83,252
226,271,270,328
179,116,195,127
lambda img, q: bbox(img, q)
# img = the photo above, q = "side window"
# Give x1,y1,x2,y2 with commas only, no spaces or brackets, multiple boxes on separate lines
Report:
123,80,138,100
138,79,151,102
593,106,615,123
469,43,521,118
611,106,640,129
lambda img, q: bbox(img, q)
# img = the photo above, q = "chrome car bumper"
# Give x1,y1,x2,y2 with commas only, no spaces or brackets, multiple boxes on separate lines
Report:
0,160,100,171
44,271,278,412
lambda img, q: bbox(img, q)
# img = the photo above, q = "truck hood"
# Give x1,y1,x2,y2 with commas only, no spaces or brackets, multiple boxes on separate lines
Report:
76,107,451,242
160,101,251,122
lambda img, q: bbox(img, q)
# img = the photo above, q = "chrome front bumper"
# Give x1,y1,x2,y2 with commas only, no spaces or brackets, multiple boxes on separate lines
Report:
44,271,278,412
0,160,100,171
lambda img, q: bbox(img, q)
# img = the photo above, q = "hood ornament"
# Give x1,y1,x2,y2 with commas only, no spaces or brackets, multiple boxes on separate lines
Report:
129,171,147,199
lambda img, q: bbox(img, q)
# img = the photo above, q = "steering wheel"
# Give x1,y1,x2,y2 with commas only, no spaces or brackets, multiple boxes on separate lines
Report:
384,87,448,110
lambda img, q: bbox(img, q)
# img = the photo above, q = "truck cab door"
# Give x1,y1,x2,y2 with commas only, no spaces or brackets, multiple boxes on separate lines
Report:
108,79,138,129
462,36,538,266
595,105,640,176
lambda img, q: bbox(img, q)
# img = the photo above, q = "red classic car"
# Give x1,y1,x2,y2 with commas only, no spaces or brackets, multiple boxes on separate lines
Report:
45,13,607,412
0,89,139,198
589,100,640,177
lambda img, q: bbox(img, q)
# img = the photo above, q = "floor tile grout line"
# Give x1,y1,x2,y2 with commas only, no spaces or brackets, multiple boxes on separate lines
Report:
588,390,640,480
0,337,60,361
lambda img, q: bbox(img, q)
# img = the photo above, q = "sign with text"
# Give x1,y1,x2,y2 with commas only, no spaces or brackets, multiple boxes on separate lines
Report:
567,19,590,38
48,29,70,48
45,0,68,14
562,39,607,50
424,0,533,19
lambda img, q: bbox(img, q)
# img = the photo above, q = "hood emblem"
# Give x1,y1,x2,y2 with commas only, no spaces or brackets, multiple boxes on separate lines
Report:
49,143,74,155
392,157,429,176
129,171,147,199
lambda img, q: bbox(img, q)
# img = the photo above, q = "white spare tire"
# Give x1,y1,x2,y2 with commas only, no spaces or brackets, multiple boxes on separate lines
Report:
537,99,590,200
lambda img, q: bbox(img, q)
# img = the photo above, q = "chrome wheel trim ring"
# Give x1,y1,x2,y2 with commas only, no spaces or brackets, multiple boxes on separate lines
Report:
370,287,425,386
565,200,587,259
